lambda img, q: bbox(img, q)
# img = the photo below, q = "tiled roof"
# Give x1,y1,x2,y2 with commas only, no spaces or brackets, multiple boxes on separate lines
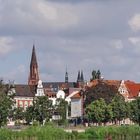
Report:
125,81,140,98
15,84,36,97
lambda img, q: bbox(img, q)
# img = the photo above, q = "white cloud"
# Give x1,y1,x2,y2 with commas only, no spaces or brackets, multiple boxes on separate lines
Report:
110,40,123,50
0,37,14,55
128,14,140,32
128,37,140,45
38,1,79,29
0,0,79,35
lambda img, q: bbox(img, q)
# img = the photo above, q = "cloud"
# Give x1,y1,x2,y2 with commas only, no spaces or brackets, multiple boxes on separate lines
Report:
3,64,27,83
110,40,124,50
129,37,140,45
0,0,79,36
128,14,140,32
1,0,140,83
0,37,14,55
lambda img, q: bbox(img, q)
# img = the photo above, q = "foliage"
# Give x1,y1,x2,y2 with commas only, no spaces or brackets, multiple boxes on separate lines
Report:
86,98,106,124
104,104,113,123
0,125,72,140
0,125,140,140
90,70,101,81
0,82,14,127
24,106,35,124
13,107,24,121
85,125,140,139
110,95,126,124
33,96,52,124
130,97,140,125
85,81,118,106
55,98,68,125
86,95,130,125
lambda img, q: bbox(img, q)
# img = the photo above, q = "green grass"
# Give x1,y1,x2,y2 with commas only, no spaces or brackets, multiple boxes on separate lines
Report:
0,125,140,140
81,125,140,139
0,125,73,140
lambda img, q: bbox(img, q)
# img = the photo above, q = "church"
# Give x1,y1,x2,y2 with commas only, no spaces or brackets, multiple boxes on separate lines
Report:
11,45,85,118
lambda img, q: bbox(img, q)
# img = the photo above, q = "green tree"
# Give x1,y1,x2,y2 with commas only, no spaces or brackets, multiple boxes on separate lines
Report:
110,95,126,124
104,104,113,124
124,102,131,120
24,106,35,124
130,97,140,125
13,107,24,124
0,81,14,127
55,98,68,125
86,98,106,125
33,96,52,125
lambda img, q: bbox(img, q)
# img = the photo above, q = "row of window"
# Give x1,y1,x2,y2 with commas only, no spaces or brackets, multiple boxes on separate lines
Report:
18,100,32,108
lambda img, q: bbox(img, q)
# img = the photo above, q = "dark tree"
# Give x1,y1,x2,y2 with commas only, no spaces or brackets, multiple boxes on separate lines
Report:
13,107,24,122
90,70,101,81
84,81,118,106
96,70,101,79
91,70,97,81
25,106,35,124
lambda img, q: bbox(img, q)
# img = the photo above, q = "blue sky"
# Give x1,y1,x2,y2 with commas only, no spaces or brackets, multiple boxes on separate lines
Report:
1,0,140,84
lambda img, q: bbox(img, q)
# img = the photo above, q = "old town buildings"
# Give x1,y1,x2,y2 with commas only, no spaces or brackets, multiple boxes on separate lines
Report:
12,45,84,119
9,45,140,119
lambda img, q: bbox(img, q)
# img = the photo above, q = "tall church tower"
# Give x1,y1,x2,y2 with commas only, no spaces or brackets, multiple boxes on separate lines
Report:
28,45,39,86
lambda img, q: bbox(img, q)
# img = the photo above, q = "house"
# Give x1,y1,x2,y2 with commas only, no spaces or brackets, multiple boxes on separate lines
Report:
118,80,140,102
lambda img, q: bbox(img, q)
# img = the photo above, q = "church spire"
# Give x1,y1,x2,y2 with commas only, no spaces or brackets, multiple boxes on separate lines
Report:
77,70,81,82
30,44,38,67
65,67,68,83
80,70,84,82
28,45,39,86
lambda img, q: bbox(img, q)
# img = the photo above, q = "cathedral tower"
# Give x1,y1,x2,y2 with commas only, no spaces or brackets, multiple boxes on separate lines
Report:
28,45,39,86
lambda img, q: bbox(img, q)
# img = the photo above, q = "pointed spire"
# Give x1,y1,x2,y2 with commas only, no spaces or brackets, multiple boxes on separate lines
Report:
80,70,84,82
30,44,38,68
77,70,81,82
28,45,39,86
65,67,68,83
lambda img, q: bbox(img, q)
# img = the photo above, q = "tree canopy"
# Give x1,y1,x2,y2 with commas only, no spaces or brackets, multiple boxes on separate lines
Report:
85,81,118,106
130,97,140,125
0,81,14,127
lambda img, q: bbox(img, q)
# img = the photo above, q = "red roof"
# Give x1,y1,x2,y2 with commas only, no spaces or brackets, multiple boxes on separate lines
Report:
125,81,140,98
71,92,81,99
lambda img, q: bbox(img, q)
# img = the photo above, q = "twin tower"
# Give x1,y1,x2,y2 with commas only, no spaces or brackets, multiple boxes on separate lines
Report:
28,45,84,86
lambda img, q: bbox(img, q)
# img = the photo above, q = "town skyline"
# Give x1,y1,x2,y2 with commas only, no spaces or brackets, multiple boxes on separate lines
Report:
1,0,140,83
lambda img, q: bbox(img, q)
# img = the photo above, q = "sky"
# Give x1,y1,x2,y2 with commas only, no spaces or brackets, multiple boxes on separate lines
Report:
1,0,140,84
